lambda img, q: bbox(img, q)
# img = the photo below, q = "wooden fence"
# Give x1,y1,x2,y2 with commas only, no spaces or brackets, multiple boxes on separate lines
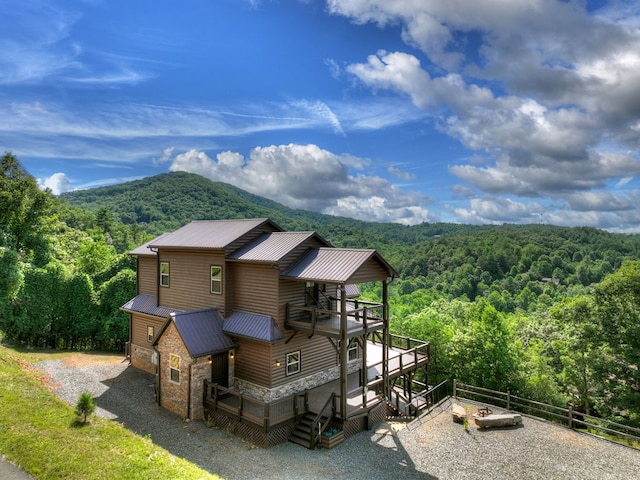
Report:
454,380,640,446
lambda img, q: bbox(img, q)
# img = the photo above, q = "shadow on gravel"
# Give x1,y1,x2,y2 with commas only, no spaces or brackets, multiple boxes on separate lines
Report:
93,364,438,480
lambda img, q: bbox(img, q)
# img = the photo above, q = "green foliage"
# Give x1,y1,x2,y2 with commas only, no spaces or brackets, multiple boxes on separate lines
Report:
75,392,97,423
0,151,52,263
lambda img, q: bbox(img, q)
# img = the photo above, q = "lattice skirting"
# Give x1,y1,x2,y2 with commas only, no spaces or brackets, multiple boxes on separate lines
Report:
343,402,387,438
204,407,297,448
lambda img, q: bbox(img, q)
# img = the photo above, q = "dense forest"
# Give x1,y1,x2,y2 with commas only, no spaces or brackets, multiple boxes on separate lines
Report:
2,152,639,429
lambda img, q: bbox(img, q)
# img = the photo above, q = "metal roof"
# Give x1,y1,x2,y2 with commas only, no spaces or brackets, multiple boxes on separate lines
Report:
223,311,284,343
169,309,235,357
120,294,182,318
282,247,397,283
128,233,172,256
228,231,320,262
148,218,278,250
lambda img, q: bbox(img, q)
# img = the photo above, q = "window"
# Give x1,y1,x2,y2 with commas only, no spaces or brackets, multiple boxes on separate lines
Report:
147,326,154,343
169,354,180,383
210,266,222,294
347,339,358,361
160,262,170,287
286,351,301,376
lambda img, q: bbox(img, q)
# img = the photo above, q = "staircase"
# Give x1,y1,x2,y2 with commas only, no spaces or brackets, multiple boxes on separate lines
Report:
289,412,326,449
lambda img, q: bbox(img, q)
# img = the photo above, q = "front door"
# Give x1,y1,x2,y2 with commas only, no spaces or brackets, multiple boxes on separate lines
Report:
210,352,229,387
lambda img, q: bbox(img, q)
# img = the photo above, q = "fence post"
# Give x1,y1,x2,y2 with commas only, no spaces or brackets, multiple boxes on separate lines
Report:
568,405,573,429
453,379,457,398
506,391,511,411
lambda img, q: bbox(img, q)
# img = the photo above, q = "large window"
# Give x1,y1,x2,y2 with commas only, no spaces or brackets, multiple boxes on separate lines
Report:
160,262,170,287
210,266,222,294
169,354,180,383
286,351,301,376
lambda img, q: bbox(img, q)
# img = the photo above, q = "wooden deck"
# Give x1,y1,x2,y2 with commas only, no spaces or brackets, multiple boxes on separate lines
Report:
204,336,429,428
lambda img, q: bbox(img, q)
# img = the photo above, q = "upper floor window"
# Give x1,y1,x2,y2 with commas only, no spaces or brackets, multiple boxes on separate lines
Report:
147,326,154,343
286,351,301,376
210,266,222,294
160,262,170,287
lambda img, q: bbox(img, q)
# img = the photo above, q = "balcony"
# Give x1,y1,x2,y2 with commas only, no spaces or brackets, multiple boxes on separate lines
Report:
285,299,385,339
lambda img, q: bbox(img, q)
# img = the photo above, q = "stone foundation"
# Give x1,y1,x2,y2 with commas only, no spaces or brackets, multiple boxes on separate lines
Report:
233,362,361,402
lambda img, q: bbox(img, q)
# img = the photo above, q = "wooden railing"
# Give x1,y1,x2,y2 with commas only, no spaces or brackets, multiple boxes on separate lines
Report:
285,299,385,333
311,393,338,449
454,381,640,446
367,333,430,383
204,382,307,431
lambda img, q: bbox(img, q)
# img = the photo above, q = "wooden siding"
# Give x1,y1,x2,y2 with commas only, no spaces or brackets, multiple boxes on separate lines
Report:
271,334,337,387
131,312,166,347
234,338,272,387
349,258,390,283
230,263,279,317
137,256,157,296
158,250,226,312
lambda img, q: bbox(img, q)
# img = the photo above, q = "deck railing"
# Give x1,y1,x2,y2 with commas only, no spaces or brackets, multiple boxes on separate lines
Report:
367,333,430,383
204,382,307,431
285,299,385,335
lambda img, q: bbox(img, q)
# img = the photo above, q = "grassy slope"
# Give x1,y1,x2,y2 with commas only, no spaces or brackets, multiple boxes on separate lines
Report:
0,345,219,480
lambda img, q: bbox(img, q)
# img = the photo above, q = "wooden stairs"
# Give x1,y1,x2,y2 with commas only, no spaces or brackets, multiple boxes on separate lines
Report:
289,412,328,449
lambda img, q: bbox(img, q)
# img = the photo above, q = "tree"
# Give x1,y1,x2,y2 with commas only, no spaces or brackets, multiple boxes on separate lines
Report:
75,392,96,423
0,152,51,262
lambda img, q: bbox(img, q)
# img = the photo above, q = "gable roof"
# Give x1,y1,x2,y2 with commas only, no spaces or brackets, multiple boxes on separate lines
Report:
223,311,284,343
228,231,329,263
147,218,281,250
120,294,182,318
156,309,234,358
128,233,171,256
282,247,398,283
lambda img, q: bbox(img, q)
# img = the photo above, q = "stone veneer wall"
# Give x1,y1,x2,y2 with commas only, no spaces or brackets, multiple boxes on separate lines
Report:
157,322,190,418
233,360,361,402
189,357,211,421
130,343,156,374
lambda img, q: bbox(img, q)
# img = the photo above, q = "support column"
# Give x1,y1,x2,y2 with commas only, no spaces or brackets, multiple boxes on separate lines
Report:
382,279,390,402
339,284,348,419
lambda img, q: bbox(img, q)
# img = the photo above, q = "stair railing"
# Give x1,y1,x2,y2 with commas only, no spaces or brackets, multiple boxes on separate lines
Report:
311,392,337,449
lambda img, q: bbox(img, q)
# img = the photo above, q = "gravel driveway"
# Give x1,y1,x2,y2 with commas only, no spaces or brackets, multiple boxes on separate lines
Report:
36,353,640,480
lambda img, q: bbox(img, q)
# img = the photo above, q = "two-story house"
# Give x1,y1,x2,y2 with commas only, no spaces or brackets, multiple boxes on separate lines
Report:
121,218,429,448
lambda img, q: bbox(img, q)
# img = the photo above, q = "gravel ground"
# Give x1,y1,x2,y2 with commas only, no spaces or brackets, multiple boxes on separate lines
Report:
36,353,640,480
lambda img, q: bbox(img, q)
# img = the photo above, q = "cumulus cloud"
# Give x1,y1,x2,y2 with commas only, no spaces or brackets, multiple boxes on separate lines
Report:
331,0,640,228
169,143,432,225
40,172,73,195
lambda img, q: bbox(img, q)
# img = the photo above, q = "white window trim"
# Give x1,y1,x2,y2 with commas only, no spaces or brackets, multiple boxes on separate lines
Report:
147,326,154,343
347,339,358,361
210,265,222,294
169,354,180,384
286,351,301,376
160,261,170,287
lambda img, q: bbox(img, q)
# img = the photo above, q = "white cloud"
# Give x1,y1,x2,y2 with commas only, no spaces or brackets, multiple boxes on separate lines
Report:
40,172,73,195
169,143,432,225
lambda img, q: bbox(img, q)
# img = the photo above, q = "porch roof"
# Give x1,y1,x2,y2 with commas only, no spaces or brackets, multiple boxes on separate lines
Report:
223,311,284,342
157,309,235,358
120,294,182,318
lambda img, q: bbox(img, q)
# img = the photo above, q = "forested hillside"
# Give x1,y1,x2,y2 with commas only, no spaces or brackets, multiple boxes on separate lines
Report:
3,154,639,429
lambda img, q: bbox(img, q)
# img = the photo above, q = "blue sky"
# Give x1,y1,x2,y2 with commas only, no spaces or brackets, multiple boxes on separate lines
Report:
2,1,640,231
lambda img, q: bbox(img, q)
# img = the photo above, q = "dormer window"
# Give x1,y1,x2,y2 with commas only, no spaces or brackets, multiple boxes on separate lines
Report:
160,262,170,287
211,266,222,294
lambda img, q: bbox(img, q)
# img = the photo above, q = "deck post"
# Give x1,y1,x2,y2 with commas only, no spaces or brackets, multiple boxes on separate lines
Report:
382,279,390,401
339,284,348,419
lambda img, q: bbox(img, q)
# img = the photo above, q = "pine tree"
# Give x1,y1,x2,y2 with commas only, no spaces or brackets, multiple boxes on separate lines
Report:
75,392,96,423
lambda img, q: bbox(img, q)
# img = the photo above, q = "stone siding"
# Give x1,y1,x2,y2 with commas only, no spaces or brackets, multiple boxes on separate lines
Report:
233,361,361,402
157,322,190,418
130,344,156,374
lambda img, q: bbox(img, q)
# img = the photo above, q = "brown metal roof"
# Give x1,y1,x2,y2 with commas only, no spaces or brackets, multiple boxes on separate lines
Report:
128,233,172,256
282,247,398,283
166,309,235,357
228,231,322,262
223,311,284,343
148,218,279,250
120,294,182,318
